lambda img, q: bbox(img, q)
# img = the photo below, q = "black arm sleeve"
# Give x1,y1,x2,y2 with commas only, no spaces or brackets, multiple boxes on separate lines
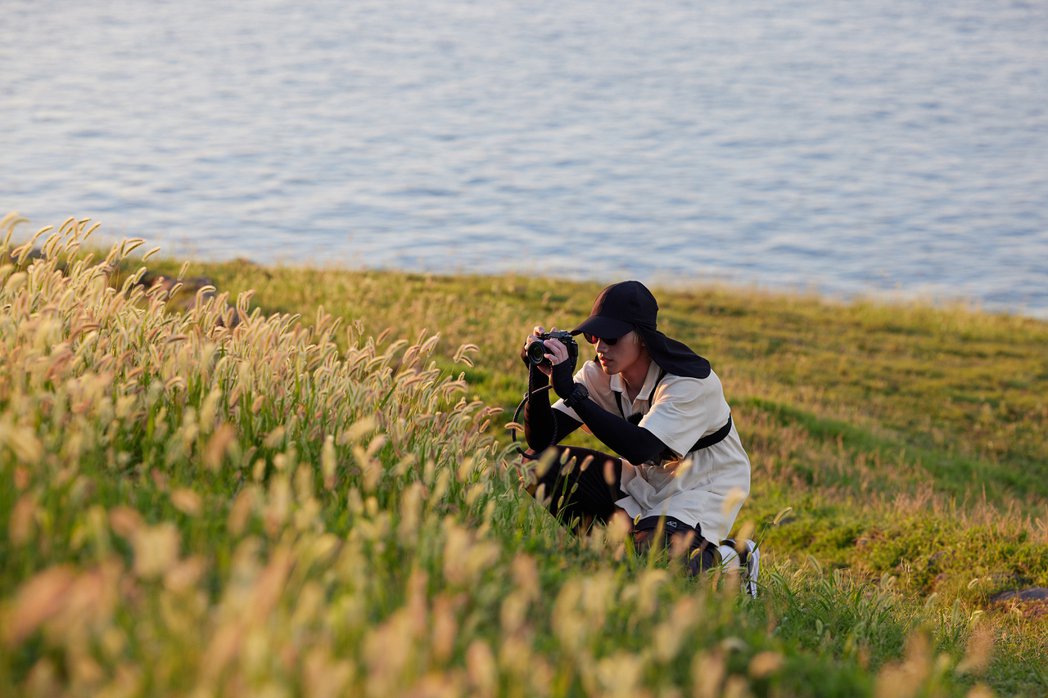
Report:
523,366,582,451
569,396,669,464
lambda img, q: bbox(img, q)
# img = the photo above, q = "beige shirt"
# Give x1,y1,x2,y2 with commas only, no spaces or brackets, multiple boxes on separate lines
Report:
553,359,750,544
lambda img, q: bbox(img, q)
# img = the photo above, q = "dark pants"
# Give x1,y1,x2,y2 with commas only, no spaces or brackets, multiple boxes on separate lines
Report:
527,445,719,574
632,515,719,574
528,445,623,530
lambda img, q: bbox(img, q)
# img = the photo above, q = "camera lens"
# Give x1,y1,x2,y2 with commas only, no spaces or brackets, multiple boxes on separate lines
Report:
526,341,547,364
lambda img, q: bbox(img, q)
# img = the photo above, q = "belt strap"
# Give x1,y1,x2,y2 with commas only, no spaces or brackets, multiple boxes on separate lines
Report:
689,414,732,452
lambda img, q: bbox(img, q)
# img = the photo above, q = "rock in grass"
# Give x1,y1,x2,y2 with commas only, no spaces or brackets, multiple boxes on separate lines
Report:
989,587,1048,603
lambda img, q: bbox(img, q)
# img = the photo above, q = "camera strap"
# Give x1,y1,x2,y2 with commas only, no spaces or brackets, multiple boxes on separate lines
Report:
610,369,667,423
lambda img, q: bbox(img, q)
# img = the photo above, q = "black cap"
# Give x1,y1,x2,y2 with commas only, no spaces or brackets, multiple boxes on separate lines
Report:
572,280,658,339
573,280,712,379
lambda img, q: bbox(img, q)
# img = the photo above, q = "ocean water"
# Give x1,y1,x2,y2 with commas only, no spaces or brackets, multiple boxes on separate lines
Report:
3,0,1047,316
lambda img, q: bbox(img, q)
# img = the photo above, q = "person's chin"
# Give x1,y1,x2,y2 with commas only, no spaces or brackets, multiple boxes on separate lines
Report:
599,359,613,374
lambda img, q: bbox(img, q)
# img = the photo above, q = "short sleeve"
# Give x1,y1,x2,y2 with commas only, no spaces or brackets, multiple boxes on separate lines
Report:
638,374,729,457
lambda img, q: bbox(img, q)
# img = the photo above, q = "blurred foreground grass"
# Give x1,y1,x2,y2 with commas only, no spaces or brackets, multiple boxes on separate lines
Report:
1,215,1045,696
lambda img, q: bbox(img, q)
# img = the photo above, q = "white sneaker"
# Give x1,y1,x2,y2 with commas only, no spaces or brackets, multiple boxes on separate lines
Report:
742,540,759,598
716,539,759,598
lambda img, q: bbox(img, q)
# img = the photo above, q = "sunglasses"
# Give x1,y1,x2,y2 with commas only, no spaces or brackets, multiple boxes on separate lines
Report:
583,333,620,346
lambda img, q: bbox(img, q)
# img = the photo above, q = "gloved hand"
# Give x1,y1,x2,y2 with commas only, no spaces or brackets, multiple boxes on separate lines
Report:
551,358,576,400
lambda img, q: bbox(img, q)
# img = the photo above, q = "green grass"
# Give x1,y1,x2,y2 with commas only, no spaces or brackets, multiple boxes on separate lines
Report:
1,215,1045,696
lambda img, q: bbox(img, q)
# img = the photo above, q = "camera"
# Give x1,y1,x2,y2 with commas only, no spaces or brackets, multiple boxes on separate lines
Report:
526,330,579,367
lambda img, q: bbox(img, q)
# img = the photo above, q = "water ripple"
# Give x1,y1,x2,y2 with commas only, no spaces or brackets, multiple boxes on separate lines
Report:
2,0,1046,317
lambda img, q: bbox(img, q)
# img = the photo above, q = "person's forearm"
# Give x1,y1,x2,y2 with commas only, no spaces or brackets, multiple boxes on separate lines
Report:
549,361,667,463
523,367,556,450
570,397,667,464
524,367,583,451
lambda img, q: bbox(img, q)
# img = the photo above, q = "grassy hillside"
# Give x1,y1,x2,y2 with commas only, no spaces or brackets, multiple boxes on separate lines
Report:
1,215,1045,696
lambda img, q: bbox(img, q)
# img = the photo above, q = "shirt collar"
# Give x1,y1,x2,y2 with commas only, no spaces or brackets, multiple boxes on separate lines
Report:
637,360,664,401
609,360,663,402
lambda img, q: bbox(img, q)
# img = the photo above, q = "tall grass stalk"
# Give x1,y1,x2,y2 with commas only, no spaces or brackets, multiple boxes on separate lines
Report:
0,216,1043,696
